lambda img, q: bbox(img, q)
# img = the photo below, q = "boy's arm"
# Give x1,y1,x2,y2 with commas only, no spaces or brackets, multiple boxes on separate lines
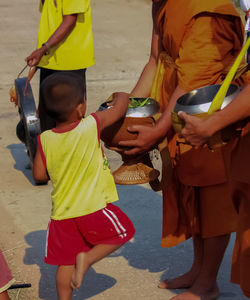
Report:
33,146,49,184
94,92,129,132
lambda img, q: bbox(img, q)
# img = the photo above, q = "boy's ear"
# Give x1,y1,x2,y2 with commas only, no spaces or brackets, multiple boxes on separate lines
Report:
76,102,86,118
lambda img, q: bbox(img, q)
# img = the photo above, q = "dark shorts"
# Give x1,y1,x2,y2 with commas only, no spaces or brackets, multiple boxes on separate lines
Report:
44,203,135,265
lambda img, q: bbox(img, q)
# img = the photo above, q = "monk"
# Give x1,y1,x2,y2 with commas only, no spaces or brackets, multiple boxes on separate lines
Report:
119,0,249,299
179,85,250,298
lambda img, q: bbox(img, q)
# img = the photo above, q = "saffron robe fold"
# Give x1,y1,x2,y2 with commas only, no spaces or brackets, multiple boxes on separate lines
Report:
230,128,250,298
230,180,250,298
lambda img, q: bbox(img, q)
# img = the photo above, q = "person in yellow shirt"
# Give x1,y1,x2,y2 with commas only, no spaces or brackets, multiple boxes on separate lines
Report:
26,0,94,132
33,72,135,300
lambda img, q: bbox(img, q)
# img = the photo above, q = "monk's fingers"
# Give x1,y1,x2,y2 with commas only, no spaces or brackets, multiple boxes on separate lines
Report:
179,129,194,141
189,138,206,147
179,129,193,139
180,126,195,138
119,139,138,148
180,133,202,146
177,111,188,121
127,124,151,134
123,147,142,156
178,111,196,127
119,139,146,155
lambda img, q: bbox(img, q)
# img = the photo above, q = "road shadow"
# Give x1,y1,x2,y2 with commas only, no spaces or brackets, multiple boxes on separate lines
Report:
23,185,245,299
23,230,117,300
114,185,245,300
7,143,35,185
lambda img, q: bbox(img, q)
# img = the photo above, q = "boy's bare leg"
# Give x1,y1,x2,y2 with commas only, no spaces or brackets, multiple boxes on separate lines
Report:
158,236,203,289
170,234,230,300
56,265,75,300
71,244,121,289
0,291,10,300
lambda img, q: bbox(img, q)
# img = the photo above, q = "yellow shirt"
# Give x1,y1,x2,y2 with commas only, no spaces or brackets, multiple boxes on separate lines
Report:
37,0,94,70
38,115,118,220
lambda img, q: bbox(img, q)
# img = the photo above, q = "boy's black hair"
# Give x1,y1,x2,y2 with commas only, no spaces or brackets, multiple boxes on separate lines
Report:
40,72,86,123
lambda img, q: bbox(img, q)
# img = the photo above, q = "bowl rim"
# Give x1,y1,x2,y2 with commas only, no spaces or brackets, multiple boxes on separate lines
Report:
174,84,240,113
99,97,160,117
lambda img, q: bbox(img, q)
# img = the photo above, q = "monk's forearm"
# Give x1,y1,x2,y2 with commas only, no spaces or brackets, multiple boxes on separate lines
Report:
130,57,158,97
204,85,250,136
154,85,187,139
131,22,162,97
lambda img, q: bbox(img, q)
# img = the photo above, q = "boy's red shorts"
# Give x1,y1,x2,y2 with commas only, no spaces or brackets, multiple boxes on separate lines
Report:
45,203,135,265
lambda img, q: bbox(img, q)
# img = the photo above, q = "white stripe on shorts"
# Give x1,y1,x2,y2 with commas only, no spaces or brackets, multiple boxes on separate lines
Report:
102,208,127,238
45,220,51,258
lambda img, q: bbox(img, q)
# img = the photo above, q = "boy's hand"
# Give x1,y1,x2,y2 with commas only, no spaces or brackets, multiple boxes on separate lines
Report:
95,92,129,132
105,92,120,106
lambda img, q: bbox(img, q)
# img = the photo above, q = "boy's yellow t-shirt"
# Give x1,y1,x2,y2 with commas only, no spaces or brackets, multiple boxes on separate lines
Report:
38,115,118,220
37,0,94,70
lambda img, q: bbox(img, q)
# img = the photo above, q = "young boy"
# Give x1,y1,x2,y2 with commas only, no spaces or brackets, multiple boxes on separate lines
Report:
33,72,135,300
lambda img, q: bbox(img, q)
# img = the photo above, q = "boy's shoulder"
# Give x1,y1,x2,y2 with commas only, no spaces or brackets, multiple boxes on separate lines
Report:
40,114,97,136
40,114,97,139
81,114,98,129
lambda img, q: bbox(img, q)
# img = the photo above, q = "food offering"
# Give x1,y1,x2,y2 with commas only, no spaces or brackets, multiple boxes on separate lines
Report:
99,97,160,185
128,97,152,108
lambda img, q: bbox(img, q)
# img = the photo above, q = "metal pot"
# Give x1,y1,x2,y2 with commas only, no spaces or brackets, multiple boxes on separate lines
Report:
99,98,159,148
99,97,159,118
98,97,160,185
172,84,240,133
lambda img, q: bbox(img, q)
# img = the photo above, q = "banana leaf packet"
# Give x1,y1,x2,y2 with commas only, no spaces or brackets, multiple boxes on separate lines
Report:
128,97,154,108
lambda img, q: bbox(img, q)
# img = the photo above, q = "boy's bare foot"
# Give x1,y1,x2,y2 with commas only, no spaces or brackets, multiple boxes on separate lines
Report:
71,252,85,290
169,283,219,300
158,269,199,289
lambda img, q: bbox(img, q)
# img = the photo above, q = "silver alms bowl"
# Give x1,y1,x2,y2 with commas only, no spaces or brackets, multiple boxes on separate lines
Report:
174,84,240,114
99,97,159,117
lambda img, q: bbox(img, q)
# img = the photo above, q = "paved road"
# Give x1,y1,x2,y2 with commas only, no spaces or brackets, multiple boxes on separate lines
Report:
0,0,247,299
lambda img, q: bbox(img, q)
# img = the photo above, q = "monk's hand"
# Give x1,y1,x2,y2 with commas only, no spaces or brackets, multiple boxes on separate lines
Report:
119,125,158,155
178,111,210,147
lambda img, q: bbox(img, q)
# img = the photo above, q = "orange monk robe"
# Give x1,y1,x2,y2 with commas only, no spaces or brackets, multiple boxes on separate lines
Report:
230,180,250,298
230,126,250,298
151,0,245,247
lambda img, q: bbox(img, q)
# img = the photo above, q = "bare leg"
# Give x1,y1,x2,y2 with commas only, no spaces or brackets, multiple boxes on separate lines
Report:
158,236,203,289
0,291,10,300
170,234,230,300
71,244,121,289
56,265,75,300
